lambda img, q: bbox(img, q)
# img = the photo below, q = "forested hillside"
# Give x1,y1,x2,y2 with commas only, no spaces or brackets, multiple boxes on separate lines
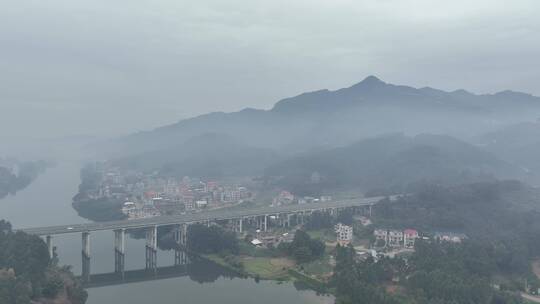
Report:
264,134,522,195
0,220,87,304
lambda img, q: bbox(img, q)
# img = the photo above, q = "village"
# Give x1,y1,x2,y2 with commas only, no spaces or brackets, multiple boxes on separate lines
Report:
78,163,469,283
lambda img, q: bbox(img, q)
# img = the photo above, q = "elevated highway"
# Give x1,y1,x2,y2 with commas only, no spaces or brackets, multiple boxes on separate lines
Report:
21,195,392,236
18,195,398,281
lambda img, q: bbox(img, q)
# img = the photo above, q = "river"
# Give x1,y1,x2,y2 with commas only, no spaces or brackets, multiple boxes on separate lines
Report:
0,160,334,304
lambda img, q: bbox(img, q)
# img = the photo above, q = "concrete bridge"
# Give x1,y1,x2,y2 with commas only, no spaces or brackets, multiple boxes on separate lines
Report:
20,195,394,282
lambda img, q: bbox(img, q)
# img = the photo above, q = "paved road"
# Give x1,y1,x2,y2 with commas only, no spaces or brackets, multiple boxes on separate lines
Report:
20,195,395,236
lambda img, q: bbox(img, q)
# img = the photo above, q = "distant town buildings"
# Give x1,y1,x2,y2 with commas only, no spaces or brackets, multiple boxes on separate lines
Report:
81,164,255,220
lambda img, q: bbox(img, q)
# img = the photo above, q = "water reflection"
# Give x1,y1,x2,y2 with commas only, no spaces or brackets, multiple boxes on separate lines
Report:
2,162,334,304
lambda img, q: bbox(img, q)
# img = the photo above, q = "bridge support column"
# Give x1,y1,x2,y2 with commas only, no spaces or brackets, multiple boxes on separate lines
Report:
145,226,157,270
264,215,267,232
174,224,188,266
46,235,53,259
82,232,91,282
369,204,373,217
238,218,243,233
114,229,125,275
287,214,291,227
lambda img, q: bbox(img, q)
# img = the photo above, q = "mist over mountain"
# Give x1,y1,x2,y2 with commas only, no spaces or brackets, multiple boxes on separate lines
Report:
100,77,540,190
110,76,540,158
112,133,279,179
476,121,540,182
263,133,522,195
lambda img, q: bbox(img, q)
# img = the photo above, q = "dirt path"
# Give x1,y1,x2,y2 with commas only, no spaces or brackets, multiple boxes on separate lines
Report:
522,292,540,303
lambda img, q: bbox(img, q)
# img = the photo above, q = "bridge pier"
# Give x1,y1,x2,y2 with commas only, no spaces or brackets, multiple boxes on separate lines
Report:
264,215,267,232
114,229,125,275
287,214,291,227
232,218,243,233
145,226,157,270
82,232,91,282
46,235,53,259
174,224,188,266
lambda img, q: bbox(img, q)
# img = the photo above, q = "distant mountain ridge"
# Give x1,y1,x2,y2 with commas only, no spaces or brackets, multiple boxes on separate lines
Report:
476,121,540,182
264,133,523,195
110,76,540,159
112,133,280,179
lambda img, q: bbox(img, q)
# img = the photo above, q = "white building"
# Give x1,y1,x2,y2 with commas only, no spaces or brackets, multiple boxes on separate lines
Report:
335,223,353,245
388,230,404,247
403,229,419,248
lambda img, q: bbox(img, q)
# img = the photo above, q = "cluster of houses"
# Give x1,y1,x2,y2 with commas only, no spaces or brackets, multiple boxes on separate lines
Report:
374,228,466,249
374,229,419,249
83,165,254,219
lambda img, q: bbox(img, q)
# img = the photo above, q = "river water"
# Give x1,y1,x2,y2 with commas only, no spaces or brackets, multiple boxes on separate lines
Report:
0,161,334,304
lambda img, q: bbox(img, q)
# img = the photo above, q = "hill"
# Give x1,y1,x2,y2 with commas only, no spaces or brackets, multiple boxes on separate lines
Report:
108,76,540,157
263,134,522,195
112,133,280,179
476,121,540,182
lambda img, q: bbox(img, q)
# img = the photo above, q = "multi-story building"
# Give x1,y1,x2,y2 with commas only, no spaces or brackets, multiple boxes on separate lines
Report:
388,230,404,247
335,223,354,245
403,229,419,248
374,229,388,246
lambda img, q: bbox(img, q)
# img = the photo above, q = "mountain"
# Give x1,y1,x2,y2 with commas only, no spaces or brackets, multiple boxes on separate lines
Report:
111,133,280,179
475,121,540,182
263,133,523,195
109,76,540,158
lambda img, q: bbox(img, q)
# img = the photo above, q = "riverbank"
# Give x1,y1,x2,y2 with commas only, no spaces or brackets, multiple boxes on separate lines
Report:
201,252,330,293
72,197,126,222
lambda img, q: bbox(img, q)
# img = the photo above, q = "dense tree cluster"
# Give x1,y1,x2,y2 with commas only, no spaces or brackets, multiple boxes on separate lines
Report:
374,181,540,276
72,197,126,222
0,220,87,304
332,241,523,304
278,230,325,263
331,181,540,304
406,240,523,304
304,210,354,230
0,161,49,199
187,224,239,255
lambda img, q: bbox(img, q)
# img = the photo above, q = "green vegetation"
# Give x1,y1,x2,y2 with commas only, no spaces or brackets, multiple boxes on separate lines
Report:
331,241,523,304
0,161,50,199
375,181,540,276
0,220,87,304
265,134,517,196
187,224,239,254
72,197,126,222
329,180,540,304
72,164,127,222
278,230,325,264
242,257,290,280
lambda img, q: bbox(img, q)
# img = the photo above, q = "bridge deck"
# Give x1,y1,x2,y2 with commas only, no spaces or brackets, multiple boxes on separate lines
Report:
20,196,390,236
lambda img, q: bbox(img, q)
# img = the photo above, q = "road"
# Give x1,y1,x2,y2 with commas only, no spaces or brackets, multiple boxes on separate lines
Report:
20,195,395,236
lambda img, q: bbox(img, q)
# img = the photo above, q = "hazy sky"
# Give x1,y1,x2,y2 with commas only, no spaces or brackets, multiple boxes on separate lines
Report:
1,0,539,141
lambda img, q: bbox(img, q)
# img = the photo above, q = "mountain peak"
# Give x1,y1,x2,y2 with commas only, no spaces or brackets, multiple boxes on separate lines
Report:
361,75,384,84
350,75,386,90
